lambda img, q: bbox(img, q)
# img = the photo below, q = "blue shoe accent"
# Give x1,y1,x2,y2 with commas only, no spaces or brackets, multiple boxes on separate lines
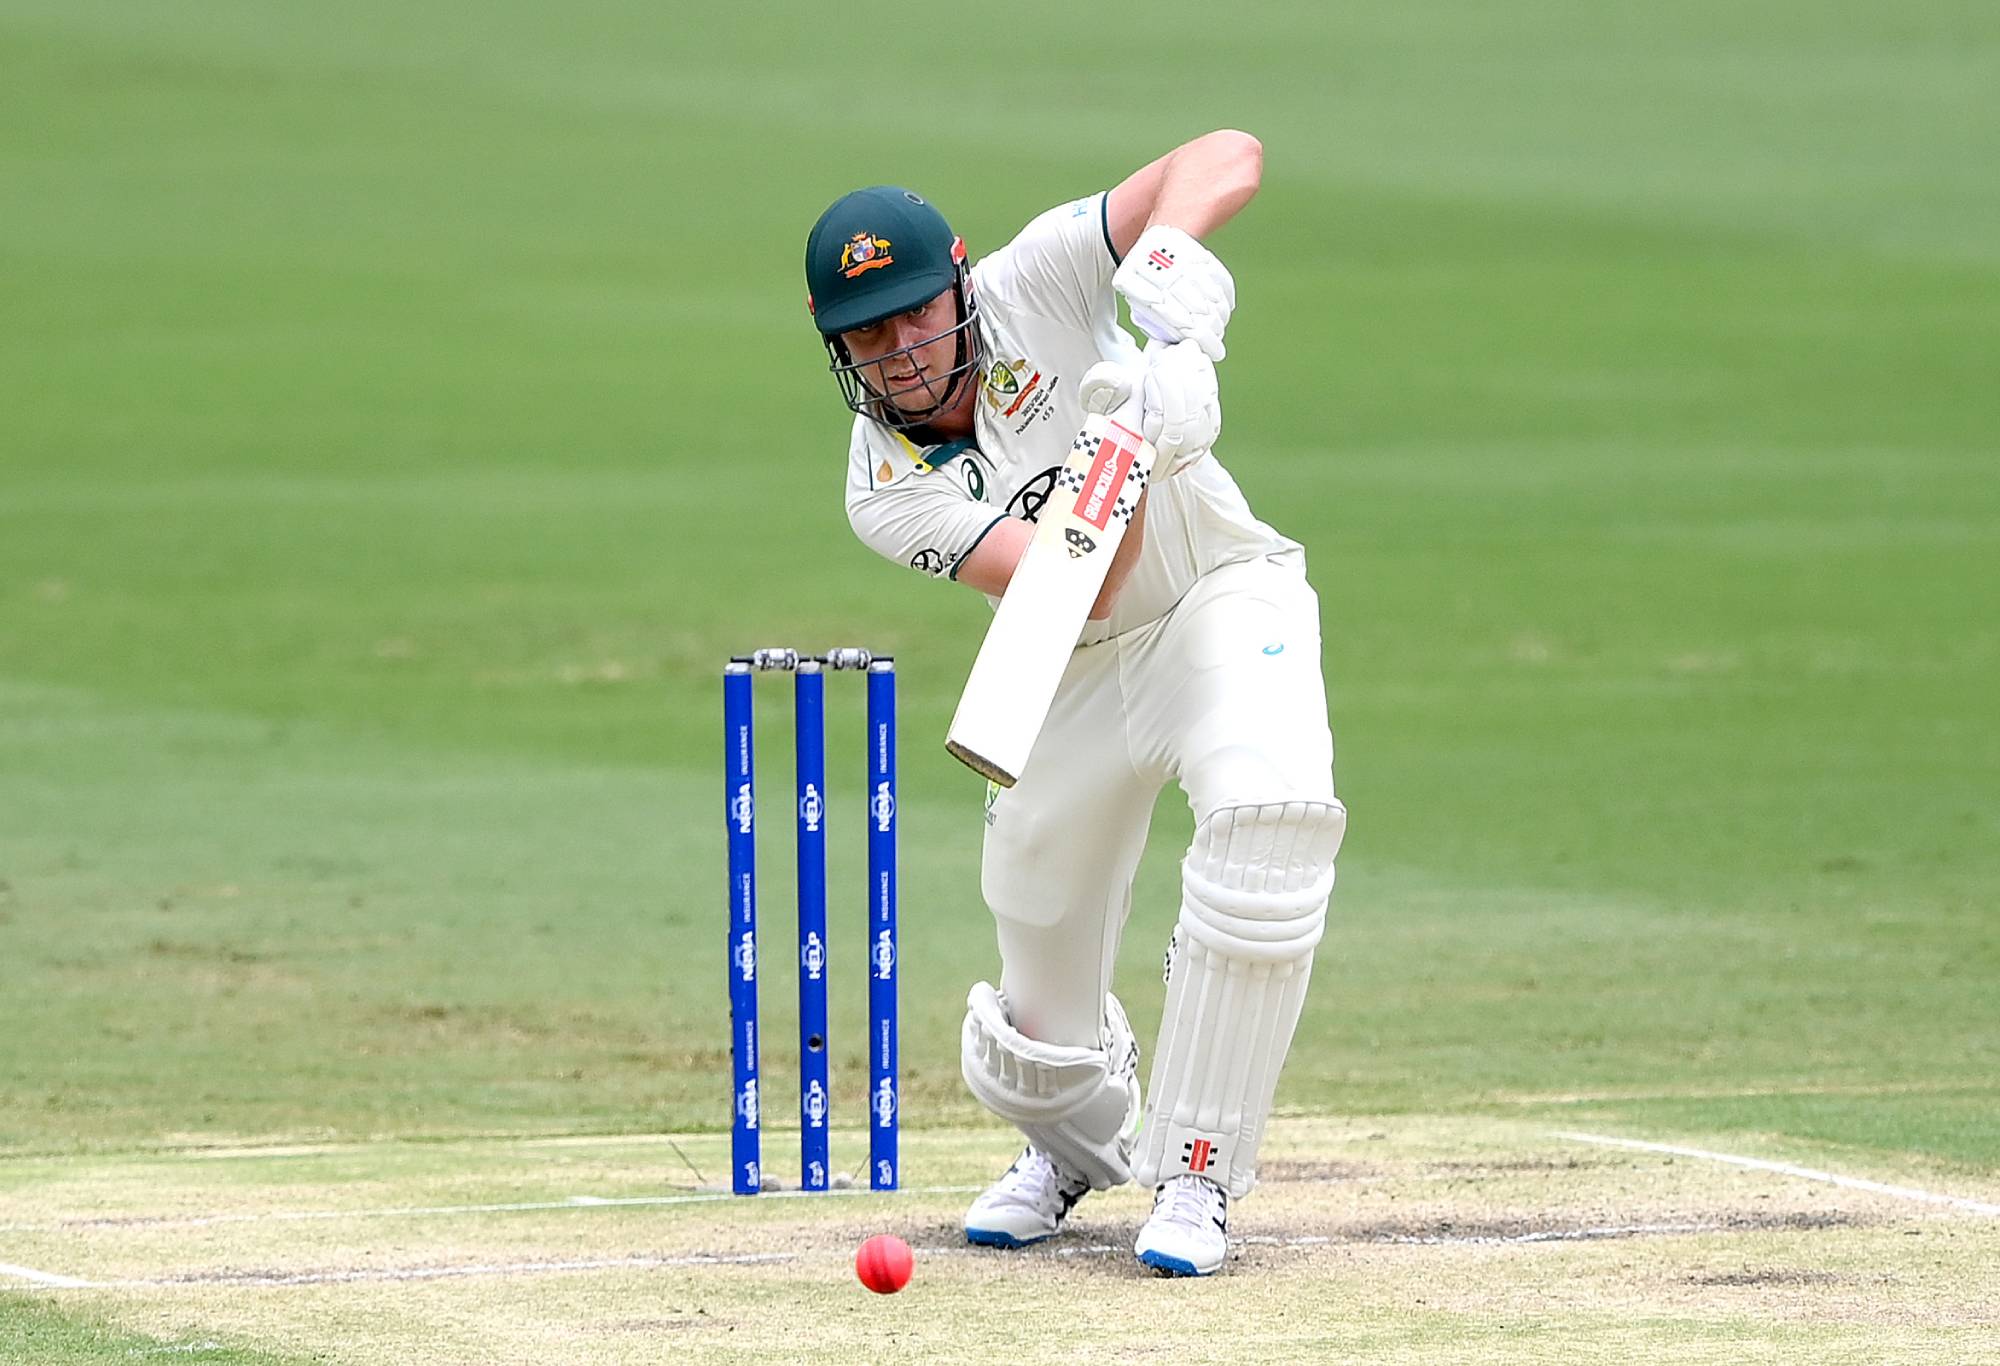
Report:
966,1227,1046,1249
1138,1249,1209,1277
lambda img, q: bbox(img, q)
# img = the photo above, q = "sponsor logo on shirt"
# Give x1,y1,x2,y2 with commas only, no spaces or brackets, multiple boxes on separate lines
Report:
1006,466,1061,523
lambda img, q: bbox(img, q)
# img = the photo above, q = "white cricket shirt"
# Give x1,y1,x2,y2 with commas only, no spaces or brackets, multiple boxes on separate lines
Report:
843,192,1299,644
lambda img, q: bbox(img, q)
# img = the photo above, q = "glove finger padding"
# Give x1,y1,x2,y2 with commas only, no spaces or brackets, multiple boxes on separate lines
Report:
1147,346,1188,453
1077,360,1137,418
1141,340,1221,478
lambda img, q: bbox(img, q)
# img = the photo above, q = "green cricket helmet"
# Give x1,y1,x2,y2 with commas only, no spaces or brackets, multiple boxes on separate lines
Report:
805,186,981,430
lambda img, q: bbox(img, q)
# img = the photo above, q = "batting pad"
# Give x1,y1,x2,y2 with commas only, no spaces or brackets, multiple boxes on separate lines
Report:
1135,800,1346,1198
961,982,1142,1190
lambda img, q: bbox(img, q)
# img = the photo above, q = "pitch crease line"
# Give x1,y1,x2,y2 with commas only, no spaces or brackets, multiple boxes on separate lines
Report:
97,1252,799,1289
34,1222,1761,1294
53,1224,1741,1292
33,1184,985,1234
0,1260,94,1288
1556,1131,2000,1216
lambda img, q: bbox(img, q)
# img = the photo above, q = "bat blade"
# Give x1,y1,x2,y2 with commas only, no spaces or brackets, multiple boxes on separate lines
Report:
945,404,1153,787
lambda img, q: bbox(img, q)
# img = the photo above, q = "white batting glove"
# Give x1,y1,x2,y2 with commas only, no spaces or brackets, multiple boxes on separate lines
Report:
1076,348,1217,478
1139,340,1220,478
1112,225,1235,362
1077,359,1137,418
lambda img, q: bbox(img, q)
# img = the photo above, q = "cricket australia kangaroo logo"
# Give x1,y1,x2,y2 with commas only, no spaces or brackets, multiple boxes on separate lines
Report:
839,232,893,278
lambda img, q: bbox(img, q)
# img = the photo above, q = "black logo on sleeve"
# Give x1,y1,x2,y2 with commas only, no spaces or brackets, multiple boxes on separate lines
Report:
1005,466,1062,524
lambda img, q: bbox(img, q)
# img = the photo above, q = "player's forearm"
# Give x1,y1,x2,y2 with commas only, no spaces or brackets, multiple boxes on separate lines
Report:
1088,490,1147,620
1107,130,1262,254
955,490,1144,617
1150,131,1262,238
954,516,1035,599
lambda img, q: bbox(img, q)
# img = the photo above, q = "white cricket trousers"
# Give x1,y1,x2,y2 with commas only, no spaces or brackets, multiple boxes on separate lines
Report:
979,552,1338,1047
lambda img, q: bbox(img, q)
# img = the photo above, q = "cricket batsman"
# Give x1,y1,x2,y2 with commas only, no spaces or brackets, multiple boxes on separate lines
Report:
803,131,1346,1277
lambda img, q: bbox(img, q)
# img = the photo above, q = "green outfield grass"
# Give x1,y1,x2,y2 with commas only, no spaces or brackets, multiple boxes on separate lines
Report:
2,0,1996,1358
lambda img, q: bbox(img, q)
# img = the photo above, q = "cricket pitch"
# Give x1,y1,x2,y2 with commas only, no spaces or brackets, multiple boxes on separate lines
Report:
4,1115,1996,1364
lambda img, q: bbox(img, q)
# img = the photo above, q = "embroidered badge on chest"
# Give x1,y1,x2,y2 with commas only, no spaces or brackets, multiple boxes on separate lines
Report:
982,357,1059,434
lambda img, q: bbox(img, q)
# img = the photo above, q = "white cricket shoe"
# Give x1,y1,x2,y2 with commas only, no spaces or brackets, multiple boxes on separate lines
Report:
1134,1174,1229,1276
963,1148,1092,1248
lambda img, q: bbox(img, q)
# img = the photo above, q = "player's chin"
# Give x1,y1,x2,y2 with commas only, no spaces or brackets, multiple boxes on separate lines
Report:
878,380,950,421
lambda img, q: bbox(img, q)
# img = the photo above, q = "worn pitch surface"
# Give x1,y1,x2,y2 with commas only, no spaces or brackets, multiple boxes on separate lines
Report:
4,1119,1997,1363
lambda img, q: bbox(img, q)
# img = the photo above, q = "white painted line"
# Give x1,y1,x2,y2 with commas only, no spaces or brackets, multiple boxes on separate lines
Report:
91,1251,799,1289
1497,1080,1990,1106
126,1343,226,1357
182,1135,713,1160
0,1260,94,1288
180,1146,347,1162
35,1183,985,1234
27,1219,1747,1293
1555,1131,2000,1217
0,1128,865,1164
1374,1220,1716,1246
512,1134,722,1150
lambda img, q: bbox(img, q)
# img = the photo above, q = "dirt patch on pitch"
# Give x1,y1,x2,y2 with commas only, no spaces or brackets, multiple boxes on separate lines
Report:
1690,1268,1857,1287
1420,1156,1613,1176
1234,1207,1866,1257
1257,1158,1378,1183
590,1314,726,1333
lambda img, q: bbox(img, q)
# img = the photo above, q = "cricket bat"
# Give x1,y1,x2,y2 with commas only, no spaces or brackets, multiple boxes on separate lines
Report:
945,392,1154,787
